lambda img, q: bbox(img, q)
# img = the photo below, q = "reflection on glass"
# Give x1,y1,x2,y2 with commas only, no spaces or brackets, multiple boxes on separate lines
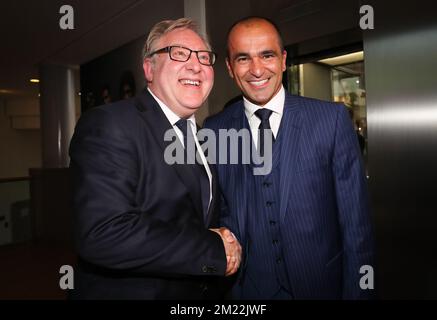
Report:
332,61,367,157
287,51,368,170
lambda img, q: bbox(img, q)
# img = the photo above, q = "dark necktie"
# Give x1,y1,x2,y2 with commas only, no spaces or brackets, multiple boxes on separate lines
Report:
255,108,274,156
175,119,210,219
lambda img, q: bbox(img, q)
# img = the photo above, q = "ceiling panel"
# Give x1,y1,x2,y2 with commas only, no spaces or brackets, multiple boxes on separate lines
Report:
0,0,183,96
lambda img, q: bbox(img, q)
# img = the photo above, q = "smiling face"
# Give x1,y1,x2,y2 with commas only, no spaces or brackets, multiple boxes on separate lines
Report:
143,28,214,118
226,20,286,106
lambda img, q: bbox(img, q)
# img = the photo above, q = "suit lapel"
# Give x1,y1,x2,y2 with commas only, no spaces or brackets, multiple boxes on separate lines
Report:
229,103,251,244
205,163,218,227
279,93,302,221
134,90,204,219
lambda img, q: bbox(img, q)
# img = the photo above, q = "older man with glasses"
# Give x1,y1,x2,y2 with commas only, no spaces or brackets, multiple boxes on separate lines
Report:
69,18,241,300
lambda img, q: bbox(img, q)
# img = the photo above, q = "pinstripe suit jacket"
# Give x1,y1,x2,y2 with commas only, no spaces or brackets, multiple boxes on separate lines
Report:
204,92,375,299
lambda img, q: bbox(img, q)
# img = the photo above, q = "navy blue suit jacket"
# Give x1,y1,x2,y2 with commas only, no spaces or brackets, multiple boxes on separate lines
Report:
69,90,226,299
204,92,375,299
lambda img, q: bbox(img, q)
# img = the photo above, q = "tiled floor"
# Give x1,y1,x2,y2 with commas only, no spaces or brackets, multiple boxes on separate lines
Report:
0,241,76,299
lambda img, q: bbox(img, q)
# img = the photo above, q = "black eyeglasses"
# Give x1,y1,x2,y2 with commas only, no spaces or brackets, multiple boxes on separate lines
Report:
148,46,216,66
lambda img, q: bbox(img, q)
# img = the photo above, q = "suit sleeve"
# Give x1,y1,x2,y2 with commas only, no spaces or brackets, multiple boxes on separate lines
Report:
69,108,226,277
332,106,376,299
203,117,241,241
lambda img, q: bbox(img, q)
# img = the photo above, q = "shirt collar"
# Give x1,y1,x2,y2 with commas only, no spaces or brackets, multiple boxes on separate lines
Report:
148,87,196,129
244,86,285,119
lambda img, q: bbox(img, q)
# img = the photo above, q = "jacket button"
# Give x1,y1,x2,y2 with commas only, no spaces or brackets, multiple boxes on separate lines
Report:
202,265,216,273
200,283,208,290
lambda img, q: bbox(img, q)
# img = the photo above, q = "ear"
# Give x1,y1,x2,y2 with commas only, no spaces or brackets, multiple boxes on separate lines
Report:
281,50,287,72
143,58,154,82
225,58,234,79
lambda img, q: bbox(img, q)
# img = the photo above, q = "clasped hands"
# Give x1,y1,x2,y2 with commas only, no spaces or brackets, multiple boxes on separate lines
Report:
210,227,242,276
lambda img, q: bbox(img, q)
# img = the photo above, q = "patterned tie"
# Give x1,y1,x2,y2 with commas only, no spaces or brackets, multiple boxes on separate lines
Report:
255,108,274,156
175,119,210,219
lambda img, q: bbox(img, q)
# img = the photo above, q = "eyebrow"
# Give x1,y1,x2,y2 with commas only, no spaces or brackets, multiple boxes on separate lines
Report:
232,52,249,60
260,50,277,56
232,49,278,60
169,44,210,51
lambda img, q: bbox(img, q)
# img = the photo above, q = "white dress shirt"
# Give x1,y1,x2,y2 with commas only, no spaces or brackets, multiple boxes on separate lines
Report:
244,86,285,149
147,88,212,206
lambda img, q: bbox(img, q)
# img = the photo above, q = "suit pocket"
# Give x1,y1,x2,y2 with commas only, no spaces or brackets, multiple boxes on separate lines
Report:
326,250,343,268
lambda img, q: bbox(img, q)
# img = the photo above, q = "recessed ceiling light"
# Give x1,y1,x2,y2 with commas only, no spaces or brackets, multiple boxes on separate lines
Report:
30,79,40,83
318,51,364,66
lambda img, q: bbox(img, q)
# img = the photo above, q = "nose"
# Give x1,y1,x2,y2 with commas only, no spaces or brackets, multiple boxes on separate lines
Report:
185,52,201,73
249,57,264,77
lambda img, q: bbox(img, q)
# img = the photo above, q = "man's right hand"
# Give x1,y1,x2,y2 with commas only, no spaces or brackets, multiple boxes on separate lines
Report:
210,227,242,276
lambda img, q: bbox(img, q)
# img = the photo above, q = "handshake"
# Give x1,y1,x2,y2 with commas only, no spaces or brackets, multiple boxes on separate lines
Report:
210,227,242,276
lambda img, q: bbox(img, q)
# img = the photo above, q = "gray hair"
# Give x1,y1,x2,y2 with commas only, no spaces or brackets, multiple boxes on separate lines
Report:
142,18,212,61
